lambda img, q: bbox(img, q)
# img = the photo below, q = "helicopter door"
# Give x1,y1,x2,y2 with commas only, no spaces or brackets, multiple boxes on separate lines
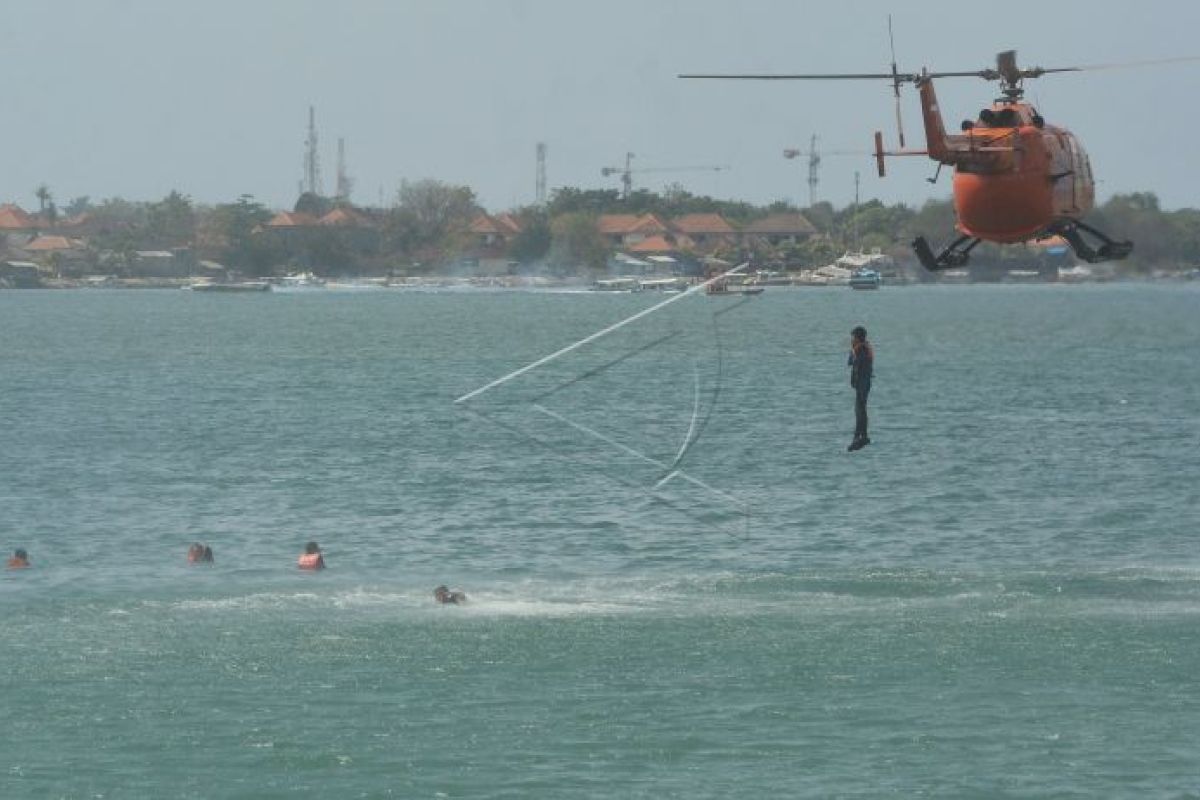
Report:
1047,132,1077,215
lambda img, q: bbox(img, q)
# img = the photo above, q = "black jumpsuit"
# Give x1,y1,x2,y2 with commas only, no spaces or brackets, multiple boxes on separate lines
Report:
849,341,873,441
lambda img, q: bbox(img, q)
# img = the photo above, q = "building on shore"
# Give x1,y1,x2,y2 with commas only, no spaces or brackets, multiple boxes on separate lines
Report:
0,204,39,237
741,213,817,247
0,260,44,288
670,213,738,251
466,213,524,274
22,234,91,276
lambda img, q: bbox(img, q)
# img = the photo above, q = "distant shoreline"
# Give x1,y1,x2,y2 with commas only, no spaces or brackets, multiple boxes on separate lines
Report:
2,273,1197,292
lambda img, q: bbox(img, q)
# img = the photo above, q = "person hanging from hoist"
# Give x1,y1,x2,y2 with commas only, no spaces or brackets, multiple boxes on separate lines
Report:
847,326,874,452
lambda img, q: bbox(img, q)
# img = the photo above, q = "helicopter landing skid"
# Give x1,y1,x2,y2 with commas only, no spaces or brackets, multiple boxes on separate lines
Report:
912,234,981,271
1051,221,1133,264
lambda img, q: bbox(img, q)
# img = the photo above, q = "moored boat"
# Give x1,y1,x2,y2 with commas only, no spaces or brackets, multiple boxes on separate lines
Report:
188,280,271,293
848,268,882,289
592,277,642,292
277,272,325,290
706,279,764,296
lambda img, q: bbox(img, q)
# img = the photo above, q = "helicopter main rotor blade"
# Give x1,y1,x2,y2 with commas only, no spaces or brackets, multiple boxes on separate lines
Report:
680,72,908,80
1040,54,1200,73
924,70,998,79
679,70,995,82
682,55,1200,85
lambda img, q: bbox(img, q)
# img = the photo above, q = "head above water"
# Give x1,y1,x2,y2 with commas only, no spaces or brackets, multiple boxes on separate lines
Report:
14,548,27,560
305,541,321,554
434,585,466,604
851,326,868,342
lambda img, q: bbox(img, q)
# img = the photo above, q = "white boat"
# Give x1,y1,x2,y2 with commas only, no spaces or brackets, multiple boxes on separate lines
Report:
835,248,894,272
813,264,852,285
188,280,271,293
816,249,891,289
638,277,689,293
592,277,642,292
277,272,326,290
706,281,764,296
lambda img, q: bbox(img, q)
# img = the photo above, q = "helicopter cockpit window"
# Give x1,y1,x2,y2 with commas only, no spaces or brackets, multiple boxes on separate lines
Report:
979,107,1020,128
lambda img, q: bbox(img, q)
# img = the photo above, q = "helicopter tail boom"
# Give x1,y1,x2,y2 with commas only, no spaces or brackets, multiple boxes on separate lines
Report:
918,77,952,162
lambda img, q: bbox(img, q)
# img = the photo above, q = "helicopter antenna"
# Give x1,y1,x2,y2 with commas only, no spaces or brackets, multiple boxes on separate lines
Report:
888,15,906,147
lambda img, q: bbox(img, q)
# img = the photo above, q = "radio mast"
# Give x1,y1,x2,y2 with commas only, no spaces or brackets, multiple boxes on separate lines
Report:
535,142,547,205
336,137,354,201
302,106,323,196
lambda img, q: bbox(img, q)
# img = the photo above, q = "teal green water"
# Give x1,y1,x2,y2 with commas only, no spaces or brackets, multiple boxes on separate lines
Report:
1,285,1198,797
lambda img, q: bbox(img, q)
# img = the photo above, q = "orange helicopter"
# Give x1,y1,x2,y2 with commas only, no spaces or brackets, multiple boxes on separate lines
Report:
682,45,1199,270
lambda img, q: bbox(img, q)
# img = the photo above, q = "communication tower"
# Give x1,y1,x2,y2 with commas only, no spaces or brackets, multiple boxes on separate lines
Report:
302,106,323,196
336,137,354,201
535,142,547,206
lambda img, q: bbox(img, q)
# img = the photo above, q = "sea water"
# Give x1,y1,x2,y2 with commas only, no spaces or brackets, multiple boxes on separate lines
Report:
1,284,1197,797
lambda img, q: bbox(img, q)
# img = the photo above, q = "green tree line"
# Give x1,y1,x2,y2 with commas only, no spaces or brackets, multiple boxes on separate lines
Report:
20,183,1200,276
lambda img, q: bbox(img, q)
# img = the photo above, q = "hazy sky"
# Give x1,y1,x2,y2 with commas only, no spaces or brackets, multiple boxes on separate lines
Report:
4,0,1199,213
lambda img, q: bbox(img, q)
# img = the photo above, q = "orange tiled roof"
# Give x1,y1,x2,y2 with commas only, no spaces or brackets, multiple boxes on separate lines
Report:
0,204,37,229
743,212,816,235
596,214,641,235
469,213,522,236
24,235,83,251
493,213,523,235
468,215,495,234
629,213,670,235
266,211,319,227
628,235,675,254
318,207,368,227
671,213,735,235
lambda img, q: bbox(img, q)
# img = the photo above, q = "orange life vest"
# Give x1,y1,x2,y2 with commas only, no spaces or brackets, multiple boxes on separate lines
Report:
298,552,324,570
7,557,30,569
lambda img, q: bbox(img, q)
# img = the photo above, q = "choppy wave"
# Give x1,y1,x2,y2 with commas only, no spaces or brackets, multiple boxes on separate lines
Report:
83,566,1200,622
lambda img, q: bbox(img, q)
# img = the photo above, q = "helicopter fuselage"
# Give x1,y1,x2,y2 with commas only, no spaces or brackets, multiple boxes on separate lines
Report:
917,79,1096,243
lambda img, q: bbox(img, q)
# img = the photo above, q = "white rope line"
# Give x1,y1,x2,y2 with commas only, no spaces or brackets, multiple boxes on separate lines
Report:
665,362,703,474
453,263,748,404
532,404,746,510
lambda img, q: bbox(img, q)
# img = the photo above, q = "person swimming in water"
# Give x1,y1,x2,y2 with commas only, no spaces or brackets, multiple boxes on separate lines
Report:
187,543,215,564
7,548,30,569
434,585,466,604
297,541,325,571
847,325,874,451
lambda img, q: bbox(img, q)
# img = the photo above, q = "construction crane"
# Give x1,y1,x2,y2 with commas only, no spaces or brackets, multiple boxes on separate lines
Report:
783,135,861,207
601,152,728,199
